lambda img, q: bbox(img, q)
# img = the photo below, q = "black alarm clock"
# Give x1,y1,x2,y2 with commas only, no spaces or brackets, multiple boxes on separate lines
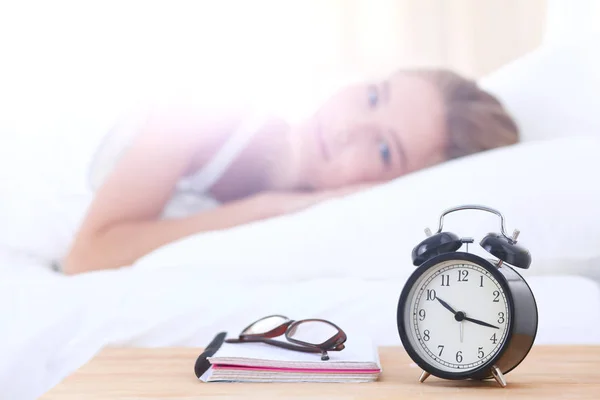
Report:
397,205,538,388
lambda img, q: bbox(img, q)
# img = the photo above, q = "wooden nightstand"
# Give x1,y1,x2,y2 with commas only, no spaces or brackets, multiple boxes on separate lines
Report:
41,346,600,399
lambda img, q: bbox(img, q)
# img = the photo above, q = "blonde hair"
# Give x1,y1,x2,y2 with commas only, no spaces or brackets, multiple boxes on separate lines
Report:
405,69,519,160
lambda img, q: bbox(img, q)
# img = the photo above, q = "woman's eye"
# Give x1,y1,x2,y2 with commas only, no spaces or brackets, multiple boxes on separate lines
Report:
379,140,391,166
368,85,379,108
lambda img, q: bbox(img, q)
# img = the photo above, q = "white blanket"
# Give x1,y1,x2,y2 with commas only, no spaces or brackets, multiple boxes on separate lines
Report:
1,249,599,400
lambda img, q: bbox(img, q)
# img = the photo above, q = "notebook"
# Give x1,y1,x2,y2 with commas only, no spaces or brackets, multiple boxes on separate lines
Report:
200,334,381,383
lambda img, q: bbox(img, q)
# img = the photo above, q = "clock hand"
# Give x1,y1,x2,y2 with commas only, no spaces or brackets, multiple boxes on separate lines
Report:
436,297,466,342
463,316,500,330
436,297,496,330
435,297,457,315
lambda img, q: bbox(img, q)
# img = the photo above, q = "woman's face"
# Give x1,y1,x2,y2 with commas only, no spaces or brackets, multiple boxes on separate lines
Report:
290,73,448,190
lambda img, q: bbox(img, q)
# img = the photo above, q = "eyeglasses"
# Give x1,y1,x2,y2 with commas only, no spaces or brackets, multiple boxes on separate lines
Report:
225,315,347,361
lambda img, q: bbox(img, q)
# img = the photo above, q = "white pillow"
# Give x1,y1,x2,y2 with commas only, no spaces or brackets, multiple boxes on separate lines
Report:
0,86,122,262
0,182,91,264
0,124,96,263
479,37,600,143
137,136,600,284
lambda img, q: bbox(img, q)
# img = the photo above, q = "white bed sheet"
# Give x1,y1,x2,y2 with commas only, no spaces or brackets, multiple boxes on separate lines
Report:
0,251,599,400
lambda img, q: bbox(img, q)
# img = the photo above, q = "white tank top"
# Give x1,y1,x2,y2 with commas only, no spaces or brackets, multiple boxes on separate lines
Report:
88,108,268,219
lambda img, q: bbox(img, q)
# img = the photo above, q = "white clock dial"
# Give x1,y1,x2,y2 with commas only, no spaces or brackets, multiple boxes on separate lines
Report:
406,260,510,372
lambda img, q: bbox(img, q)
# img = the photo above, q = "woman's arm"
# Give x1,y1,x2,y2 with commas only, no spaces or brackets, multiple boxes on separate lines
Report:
62,109,207,274
63,189,346,275
62,109,356,275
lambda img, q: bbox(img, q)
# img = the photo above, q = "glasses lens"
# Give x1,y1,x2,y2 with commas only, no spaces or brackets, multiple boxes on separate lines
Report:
287,320,339,345
242,315,289,335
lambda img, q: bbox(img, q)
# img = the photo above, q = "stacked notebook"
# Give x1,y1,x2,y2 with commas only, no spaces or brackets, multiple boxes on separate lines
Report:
200,335,381,383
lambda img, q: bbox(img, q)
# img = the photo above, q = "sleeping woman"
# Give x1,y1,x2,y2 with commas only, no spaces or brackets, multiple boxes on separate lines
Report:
61,69,519,275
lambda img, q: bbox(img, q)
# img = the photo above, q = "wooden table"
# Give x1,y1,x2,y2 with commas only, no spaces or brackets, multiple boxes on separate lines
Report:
41,346,600,399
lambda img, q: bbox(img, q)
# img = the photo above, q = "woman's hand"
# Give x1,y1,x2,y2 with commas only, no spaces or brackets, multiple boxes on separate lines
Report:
248,184,374,219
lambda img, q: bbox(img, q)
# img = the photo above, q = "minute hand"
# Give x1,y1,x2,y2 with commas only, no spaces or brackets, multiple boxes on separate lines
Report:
463,316,499,329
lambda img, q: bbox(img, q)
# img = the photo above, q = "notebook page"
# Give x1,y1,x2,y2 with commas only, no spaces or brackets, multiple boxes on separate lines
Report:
209,333,380,365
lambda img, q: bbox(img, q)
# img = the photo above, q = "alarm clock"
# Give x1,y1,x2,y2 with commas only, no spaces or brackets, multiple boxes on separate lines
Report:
397,205,538,388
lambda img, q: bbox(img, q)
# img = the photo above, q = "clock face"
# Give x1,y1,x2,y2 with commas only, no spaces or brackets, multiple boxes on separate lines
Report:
401,258,511,374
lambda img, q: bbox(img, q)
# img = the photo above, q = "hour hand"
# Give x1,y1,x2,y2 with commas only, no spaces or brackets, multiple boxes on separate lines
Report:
463,316,499,329
436,297,457,315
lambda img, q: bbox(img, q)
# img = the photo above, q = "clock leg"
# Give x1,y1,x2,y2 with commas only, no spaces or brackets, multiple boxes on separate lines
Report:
491,365,507,388
418,371,431,383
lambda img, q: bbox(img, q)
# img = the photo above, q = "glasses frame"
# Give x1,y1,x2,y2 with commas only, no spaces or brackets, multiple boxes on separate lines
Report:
225,314,347,361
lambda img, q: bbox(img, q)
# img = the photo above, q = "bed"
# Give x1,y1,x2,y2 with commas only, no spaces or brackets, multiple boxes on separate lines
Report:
2,15,600,400
2,134,600,399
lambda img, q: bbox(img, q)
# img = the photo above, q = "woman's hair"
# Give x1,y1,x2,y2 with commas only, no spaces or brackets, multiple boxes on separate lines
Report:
405,69,519,160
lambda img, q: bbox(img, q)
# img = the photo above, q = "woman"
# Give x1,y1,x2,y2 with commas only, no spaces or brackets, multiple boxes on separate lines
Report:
61,69,518,275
